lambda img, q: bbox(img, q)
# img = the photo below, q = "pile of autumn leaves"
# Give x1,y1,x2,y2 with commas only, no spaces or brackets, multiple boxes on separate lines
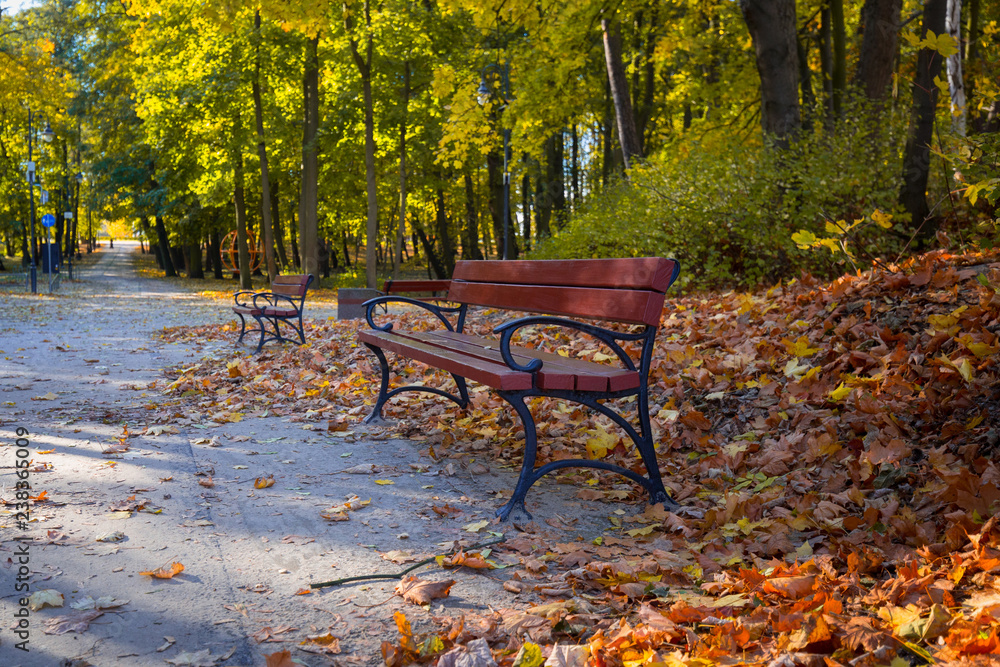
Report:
156,249,1000,666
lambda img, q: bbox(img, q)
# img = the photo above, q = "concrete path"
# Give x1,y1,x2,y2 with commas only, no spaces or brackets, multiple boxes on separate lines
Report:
0,243,563,666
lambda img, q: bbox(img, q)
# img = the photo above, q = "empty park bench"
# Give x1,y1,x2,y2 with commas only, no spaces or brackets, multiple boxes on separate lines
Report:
359,257,681,521
233,274,314,354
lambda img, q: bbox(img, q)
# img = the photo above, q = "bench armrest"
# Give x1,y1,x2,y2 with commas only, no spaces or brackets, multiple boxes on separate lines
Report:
363,296,464,333
494,316,646,373
252,292,302,311
234,290,257,308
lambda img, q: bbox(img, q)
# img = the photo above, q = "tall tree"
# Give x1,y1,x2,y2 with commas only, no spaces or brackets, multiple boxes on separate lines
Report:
345,0,379,288
252,9,278,281
945,0,966,135
854,0,903,102
601,15,642,169
899,0,947,235
739,0,800,147
298,34,320,278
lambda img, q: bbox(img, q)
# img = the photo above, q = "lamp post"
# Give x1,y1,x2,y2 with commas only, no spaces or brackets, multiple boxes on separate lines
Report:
477,61,513,260
23,110,54,294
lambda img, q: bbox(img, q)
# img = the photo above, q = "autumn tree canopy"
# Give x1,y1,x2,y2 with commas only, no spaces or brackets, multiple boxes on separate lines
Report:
0,0,998,288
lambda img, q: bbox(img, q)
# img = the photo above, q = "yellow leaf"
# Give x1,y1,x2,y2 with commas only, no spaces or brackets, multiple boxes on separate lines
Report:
463,520,489,533
828,383,852,401
782,335,821,357
375,479,395,485
871,209,893,229
254,476,275,489
512,641,544,667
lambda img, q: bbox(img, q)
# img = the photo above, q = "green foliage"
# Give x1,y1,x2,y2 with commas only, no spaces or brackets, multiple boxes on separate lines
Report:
531,99,911,289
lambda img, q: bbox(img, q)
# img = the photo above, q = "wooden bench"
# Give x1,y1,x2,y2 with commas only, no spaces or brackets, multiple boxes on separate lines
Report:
233,274,314,354
358,258,681,521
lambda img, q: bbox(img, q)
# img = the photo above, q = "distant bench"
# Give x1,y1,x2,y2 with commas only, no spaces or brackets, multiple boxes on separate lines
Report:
358,258,681,521
233,274,314,354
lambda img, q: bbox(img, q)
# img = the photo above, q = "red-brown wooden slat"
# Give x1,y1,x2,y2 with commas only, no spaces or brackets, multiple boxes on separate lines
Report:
424,332,641,392
358,330,532,391
273,275,311,285
415,332,575,391
271,285,306,297
383,279,451,293
451,258,678,292
447,282,665,326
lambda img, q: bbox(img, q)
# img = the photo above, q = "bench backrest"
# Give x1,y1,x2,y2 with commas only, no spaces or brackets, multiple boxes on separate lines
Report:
272,274,314,300
382,279,451,295
447,258,680,326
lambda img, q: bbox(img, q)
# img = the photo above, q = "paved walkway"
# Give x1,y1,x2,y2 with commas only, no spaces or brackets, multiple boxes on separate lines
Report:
0,243,529,666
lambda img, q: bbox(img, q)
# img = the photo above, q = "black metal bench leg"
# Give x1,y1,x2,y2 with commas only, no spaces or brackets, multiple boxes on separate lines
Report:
635,393,677,508
253,316,269,354
364,344,392,423
235,313,247,344
495,392,538,523
295,314,306,344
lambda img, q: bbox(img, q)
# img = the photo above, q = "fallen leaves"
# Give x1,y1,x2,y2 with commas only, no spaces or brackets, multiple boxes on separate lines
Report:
42,609,103,635
396,575,455,605
320,494,370,521
139,561,184,579
27,589,64,611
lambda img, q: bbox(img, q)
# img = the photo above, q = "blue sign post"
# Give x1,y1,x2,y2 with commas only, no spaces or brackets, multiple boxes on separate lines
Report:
41,215,56,292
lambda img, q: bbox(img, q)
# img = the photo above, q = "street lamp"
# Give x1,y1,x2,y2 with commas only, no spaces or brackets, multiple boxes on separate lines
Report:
23,109,53,294
478,61,513,260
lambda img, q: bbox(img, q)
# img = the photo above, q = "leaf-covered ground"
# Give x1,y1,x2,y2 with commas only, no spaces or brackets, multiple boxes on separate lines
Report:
154,249,1000,666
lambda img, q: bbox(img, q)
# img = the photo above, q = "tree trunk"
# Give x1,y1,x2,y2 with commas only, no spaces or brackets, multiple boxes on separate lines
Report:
252,10,278,281
899,0,947,237
414,220,447,279
290,205,300,268
154,215,177,277
946,0,966,135
797,35,817,131
520,169,531,249
271,177,288,268
548,133,567,230
210,230,223,279
487,149,504,256
966,0,981,130
739,0,801,147
463,172,483,259
831,0,846,116
346,0,379,289
570,125,581,210
234,142,252,289
854,0,903,102
601,16,642,169
186,243,204,279
299,35,320,278
536,169,552,241
820,5,834,118
395,61,410,279
435,187,455,277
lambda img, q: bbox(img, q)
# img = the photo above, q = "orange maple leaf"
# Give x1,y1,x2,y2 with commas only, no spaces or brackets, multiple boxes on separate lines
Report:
139,562,184,579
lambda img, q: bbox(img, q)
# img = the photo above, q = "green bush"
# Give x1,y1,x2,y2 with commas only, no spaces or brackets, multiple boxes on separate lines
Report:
531,100,911,290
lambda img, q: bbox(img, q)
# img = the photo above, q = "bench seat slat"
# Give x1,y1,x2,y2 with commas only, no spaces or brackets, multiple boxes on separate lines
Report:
427,331,640,392
451,258,678,292
447,282,665,326
358,330,532,391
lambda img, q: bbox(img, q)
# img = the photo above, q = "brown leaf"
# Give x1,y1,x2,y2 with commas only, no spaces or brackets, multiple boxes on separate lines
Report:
42,609,103,635
762,575,816,599
264,650,296,667
395,575,455,605
436,638,497,667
